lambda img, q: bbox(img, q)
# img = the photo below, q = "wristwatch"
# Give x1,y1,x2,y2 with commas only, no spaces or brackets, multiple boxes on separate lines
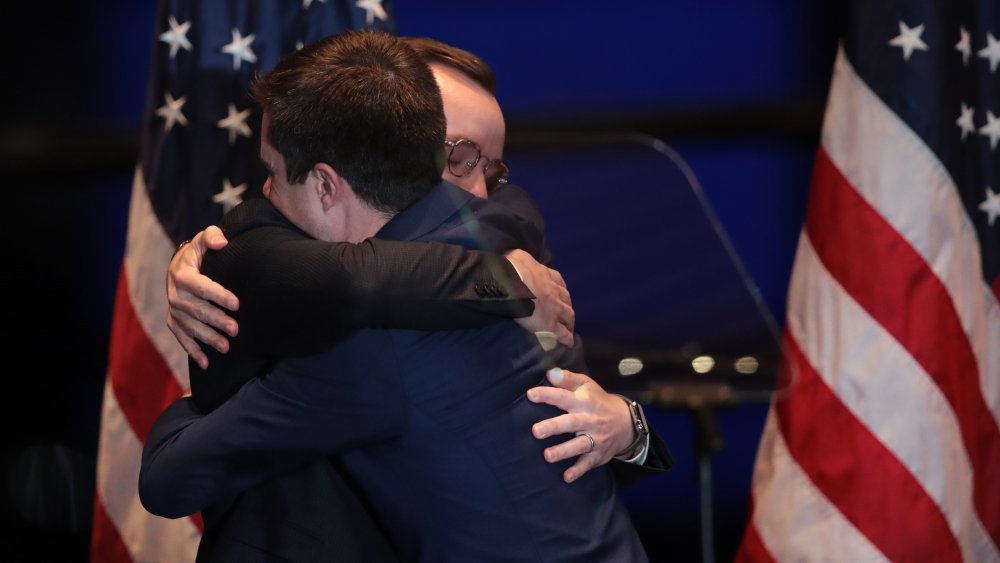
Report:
614,394,649,458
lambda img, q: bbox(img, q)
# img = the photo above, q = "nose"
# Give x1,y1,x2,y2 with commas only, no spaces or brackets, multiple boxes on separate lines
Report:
469,175,488,199
444,170,488,199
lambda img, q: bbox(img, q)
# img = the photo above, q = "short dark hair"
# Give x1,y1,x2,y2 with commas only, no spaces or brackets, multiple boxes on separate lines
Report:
251,29,446,214
401,37,497,95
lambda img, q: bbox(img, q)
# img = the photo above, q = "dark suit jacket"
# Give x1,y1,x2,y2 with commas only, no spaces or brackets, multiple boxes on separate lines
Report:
192,198,535,413
141,182,664,562
191,461,397,563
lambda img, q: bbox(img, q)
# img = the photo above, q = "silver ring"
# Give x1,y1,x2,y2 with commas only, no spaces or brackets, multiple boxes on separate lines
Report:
580,433,596,453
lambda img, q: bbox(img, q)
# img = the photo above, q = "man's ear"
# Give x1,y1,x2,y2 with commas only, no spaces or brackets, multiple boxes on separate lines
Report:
312,163,343,212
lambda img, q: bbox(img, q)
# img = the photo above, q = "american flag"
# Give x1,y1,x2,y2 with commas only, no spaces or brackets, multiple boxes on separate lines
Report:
736,1,999,561
91,1,395,561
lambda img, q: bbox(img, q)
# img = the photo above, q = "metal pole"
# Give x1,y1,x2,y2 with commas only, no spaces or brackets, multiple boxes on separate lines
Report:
691,406,724,563
699,451,715,563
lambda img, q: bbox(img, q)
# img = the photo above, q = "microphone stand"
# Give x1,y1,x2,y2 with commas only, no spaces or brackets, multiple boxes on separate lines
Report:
648,383,734,563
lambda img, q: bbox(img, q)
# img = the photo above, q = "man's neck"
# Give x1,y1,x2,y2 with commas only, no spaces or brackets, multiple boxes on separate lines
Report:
342,204,392,243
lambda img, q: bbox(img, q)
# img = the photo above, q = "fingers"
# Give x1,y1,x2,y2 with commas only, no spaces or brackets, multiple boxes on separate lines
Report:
528,368,634,481
168,244,239,332
530,411,581,439
542,433,596,464
563,455,601,483
546,267,571,307
515,297,574,348
546,367,589,390
553,325,574,348
165,226,238,367
541,435,602,483
526,368,592,420
184,273,240,317
539,428,618,484
557,300,575,336
543,266,572,315
168,315,209,370
171,308,231,356
545,300,575,346
167,278,239,338
176,229,239,312
182,337,208,371
548,266,566,287
507,252,577,345
545,271,574,338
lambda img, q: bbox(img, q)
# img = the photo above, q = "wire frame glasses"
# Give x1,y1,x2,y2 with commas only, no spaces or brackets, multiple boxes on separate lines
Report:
444,138,510,193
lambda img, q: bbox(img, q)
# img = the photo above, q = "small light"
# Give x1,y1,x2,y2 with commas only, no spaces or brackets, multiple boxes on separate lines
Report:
618,358,644,376
734,356,759,374
691,355,715,374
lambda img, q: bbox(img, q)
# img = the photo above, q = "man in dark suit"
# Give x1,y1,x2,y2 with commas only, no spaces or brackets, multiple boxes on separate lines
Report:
141,29,652,561
168,36,671,484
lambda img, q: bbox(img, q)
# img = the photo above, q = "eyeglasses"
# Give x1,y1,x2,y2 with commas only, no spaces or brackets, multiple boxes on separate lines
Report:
443,138,509,193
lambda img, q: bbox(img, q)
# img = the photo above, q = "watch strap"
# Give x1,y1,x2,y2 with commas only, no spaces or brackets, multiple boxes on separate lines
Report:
614,394,649,458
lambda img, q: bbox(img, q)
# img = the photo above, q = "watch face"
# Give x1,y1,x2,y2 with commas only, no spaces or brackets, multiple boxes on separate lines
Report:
634,402,649,435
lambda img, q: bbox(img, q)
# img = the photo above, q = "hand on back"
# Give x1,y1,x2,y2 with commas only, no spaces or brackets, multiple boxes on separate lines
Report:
166,226,238,370
504,249,575,349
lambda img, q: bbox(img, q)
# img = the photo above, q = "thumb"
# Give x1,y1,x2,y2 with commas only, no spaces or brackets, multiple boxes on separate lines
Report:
204,225,230,249
547,367,588,390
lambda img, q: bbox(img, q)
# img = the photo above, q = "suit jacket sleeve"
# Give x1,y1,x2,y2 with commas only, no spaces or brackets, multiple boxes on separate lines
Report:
213,201,536,349
215,233,536,351
610,427,674,489
141,332,404,519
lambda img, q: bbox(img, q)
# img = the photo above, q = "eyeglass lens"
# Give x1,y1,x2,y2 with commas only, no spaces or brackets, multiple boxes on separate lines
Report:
447,139,509,191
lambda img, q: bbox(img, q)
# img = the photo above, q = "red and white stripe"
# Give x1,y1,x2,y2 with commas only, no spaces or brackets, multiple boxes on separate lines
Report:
737,46,1000,563
90,166,203,562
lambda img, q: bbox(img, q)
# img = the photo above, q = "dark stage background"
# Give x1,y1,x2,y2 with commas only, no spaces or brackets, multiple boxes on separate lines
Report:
2,1,839,561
